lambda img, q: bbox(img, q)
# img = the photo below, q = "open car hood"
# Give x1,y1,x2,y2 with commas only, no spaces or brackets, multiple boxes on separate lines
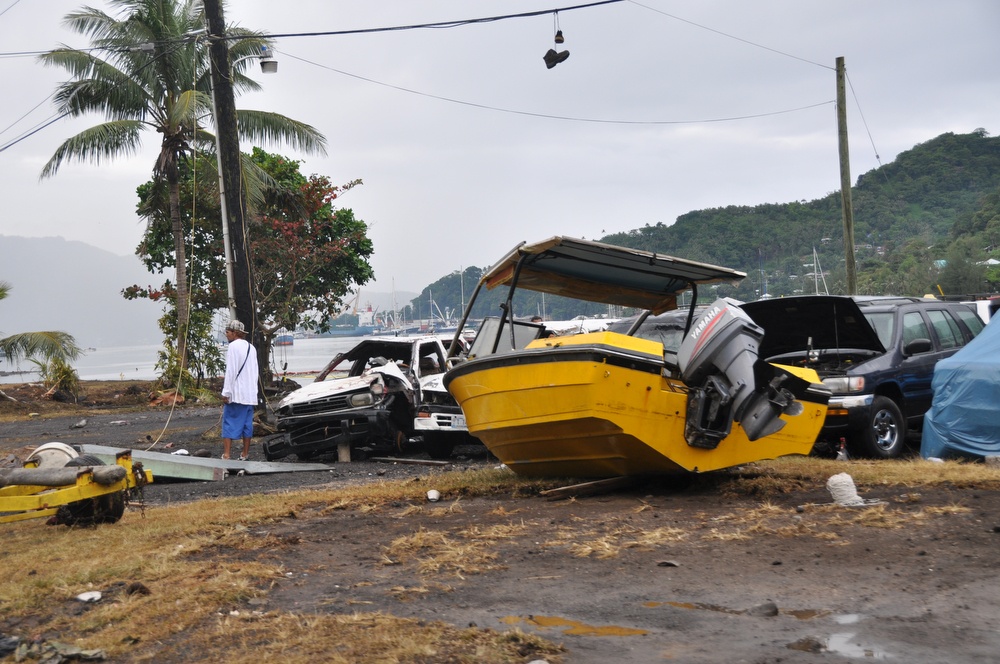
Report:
740,295,885,358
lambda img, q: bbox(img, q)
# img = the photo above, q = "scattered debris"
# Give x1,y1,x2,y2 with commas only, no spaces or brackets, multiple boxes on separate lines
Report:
745,600,779,617
76,591,102,603
426,489,441,502
149,389,184,406
14,639,106,662
70,418,88,429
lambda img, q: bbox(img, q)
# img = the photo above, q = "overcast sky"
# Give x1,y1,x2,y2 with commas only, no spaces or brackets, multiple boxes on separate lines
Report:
2,0,998,295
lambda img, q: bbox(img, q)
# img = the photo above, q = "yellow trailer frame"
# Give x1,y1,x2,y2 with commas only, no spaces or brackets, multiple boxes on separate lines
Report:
0,450,152,524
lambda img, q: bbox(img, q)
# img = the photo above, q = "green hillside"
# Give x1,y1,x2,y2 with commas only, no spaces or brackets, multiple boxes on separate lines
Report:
413,129,1000,321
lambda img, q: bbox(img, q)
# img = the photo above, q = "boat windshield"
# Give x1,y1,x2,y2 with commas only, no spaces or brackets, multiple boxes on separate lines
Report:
467,317,544,359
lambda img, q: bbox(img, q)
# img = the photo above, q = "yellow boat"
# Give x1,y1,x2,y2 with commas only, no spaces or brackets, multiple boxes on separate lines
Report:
443,237,829,478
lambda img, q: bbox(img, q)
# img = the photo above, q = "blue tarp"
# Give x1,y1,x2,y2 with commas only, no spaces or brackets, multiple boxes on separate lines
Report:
921,317,1000,459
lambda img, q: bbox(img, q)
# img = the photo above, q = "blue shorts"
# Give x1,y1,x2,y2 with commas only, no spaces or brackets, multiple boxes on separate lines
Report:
222,403,255,439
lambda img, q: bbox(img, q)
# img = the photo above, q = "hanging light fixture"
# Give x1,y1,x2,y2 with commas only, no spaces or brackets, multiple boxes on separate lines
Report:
544,12,569,69
259,45,278,73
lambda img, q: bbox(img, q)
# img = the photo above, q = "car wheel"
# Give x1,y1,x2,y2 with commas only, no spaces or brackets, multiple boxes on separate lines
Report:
423,433,455,460
852,396,906,459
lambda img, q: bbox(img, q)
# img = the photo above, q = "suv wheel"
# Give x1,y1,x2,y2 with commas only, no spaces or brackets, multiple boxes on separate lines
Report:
852,396,906,459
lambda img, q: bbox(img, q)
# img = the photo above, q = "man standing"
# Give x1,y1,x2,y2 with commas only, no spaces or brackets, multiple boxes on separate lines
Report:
221,319,259,460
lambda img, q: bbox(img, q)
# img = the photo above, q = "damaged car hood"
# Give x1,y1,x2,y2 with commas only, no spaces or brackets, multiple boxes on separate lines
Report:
277,363,413,410
740,296,885,359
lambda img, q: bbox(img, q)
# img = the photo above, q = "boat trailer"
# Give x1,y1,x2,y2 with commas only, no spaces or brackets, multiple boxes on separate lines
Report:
0,449,152,525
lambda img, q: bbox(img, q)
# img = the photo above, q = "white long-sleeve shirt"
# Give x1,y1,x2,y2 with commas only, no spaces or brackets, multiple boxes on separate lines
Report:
222,337,259,406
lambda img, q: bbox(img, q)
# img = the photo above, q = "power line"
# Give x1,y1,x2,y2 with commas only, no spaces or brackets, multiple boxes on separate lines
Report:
626,0,832,70
0,1,625,57
0,0,23,20
847,72,887,178
207,0,624,42
0,112,71,154
283,50,833,125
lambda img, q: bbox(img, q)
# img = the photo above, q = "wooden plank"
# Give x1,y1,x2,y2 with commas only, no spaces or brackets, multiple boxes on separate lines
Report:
539,476,639,500
369,457,450,467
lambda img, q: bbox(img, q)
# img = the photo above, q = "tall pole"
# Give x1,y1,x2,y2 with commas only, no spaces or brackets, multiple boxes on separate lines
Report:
207,75,237,321
836,56,857,295
205,0,266,398
205,0,256,339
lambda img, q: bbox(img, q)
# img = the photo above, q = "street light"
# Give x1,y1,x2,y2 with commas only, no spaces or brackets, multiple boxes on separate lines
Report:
209,45,277,319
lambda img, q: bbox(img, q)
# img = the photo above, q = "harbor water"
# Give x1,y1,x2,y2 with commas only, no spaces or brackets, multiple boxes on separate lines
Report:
0,336,369,384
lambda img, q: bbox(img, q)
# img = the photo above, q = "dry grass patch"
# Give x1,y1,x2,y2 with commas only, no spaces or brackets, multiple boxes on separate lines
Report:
742,456,1000,492
163,611,563,663
383,521,531,578
0,467,561,662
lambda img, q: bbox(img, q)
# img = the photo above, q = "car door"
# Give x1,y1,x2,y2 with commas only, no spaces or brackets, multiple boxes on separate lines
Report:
896,310,939,418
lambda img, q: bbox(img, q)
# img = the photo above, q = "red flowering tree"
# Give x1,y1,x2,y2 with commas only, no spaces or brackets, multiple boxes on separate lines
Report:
128,148,373,384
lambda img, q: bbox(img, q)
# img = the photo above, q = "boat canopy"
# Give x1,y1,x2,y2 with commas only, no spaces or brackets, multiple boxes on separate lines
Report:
481,236,746,314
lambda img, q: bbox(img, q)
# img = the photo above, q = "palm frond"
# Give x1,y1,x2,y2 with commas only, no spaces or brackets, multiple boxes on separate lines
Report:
235,110,328,157
0,332,81,364
40,120,144,178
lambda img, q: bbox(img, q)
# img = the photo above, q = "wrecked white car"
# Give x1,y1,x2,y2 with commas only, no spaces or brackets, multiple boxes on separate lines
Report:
414,371,477,459
263,336,468,461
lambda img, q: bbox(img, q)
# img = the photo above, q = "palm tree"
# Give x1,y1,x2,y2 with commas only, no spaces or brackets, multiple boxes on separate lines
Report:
0,281,81,400
38,0,326,367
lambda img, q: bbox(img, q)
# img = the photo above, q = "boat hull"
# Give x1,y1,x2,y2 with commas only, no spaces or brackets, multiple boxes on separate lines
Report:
445,332,828,478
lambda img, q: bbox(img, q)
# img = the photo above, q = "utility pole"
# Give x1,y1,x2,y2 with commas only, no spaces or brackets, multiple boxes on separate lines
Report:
836,56,857,295
205,0,264,396
204,5,258,330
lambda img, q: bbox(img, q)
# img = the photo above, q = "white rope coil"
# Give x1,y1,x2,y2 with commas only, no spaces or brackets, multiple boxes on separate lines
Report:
826,472,865,506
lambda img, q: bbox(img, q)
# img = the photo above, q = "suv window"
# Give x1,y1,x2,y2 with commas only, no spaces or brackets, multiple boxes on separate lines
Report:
954,308,985,337
863,312,895,348
901,311,930,348
927,310,962,349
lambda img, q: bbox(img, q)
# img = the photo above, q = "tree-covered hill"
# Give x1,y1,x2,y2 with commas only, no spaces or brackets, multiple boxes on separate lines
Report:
602,130,1000,300
412,130,1000,321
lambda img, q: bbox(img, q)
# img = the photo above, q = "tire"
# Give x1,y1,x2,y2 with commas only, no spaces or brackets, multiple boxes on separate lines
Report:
65,454,105,467
423,433,455,460
57,456,126,526
850,396,906,459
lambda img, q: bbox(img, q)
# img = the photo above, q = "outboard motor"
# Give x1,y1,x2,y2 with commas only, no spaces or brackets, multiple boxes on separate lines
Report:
677,298,802,448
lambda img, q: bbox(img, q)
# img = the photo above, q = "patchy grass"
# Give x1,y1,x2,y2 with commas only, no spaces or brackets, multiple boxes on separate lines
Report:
0,468,565,663
745,455,1000,492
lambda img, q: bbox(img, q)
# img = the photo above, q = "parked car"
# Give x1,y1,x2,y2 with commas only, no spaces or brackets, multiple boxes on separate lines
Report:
264,335,469,461
741,295,985,458
922,315,1000,460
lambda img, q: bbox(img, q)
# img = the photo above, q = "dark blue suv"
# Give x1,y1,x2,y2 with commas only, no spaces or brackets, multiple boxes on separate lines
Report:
741,296,984,458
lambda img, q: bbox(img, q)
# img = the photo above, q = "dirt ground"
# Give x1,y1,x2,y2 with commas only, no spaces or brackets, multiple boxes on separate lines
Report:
4,381,1000,663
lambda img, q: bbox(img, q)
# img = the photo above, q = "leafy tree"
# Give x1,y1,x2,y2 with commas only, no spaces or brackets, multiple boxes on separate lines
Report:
39,0,325,369
937,239,987,296
0,282,81,400
130,149,374,382
247,149,374,377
